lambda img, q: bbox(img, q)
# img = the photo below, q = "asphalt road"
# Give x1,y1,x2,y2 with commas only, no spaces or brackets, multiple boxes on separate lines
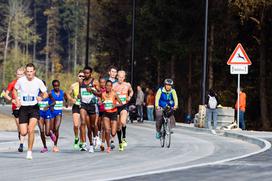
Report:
0,105,268,181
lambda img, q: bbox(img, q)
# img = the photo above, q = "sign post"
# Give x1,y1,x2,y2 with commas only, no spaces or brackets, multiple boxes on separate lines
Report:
227,43,252,129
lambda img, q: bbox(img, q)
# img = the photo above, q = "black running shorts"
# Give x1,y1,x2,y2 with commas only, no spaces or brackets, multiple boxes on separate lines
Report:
72,104,80,114
19,105,40,124
12,109,19,118
80,103,97,115
99,111,104,117
103,112,118,121
117,104,128,115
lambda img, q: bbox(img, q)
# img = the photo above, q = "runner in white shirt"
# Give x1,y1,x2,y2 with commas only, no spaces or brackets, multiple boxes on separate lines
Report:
14,63,48,160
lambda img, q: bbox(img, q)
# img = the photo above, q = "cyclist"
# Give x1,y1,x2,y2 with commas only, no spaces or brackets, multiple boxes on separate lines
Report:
155,79,178,139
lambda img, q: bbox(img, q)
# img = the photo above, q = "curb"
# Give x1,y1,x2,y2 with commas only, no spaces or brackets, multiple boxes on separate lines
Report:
176,122,271,150
134,121,271,151
223,131,269,149
108,122,272,181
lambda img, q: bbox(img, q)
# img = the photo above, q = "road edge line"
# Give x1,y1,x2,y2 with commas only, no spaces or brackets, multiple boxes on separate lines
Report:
106,122,271,181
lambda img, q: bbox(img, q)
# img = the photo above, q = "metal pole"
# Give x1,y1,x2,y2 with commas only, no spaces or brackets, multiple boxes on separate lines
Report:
237,74,240,129
131,0,135,87
201,0,209,104
85,0,90,67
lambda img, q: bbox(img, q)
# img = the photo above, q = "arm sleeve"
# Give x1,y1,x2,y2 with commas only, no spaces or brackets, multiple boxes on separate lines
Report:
141,92,145,104
155,89,162,108
172,89,178,107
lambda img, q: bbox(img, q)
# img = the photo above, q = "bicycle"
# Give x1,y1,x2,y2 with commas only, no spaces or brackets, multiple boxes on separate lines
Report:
160,106,174,148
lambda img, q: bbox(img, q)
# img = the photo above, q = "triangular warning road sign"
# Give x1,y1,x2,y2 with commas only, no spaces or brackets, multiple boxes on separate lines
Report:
227,43,252,65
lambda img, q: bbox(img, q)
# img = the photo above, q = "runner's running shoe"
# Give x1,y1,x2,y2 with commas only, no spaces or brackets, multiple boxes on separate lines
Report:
18,144,23,152
53,146,59,152
122,138,127,147
156,132,161,139
97,137,102,147
110,140,115,150
119,143,124,151
73,138,79,150
89,145,94,153
26,151,32,160
40,147,48,153
94,137,98,150
80,143,87,151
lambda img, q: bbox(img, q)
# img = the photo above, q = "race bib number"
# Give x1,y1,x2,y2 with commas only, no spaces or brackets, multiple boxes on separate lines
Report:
38,101,48,110
54,101,63,110
81,88,94,103
118,94,127,104
23,95,35,102
104,100,114,110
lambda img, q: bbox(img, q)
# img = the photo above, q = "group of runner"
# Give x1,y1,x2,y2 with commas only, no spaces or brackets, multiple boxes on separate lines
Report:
3,64,134,159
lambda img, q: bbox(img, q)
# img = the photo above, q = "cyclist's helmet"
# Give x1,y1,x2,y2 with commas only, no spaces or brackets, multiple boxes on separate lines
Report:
164,79,173,86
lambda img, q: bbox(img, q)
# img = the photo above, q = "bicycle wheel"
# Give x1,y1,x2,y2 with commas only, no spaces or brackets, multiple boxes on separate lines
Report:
160,122,165,147
165,118,171,148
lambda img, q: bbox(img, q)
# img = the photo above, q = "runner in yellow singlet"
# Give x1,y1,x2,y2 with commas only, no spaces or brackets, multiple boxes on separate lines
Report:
67,70,85,150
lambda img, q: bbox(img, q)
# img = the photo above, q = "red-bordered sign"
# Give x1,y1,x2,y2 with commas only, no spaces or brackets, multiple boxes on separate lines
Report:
227,43,252,65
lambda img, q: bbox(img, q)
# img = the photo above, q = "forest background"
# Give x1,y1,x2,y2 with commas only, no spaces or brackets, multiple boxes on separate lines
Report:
0,0,271,130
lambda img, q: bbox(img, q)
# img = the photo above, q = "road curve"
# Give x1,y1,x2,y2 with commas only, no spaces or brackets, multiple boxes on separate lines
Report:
0,106,261,181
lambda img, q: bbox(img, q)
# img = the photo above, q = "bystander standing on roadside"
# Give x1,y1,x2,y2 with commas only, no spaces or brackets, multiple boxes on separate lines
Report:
235,87,246,130
206,89,219,135
146,89,155,121
136,85,145,122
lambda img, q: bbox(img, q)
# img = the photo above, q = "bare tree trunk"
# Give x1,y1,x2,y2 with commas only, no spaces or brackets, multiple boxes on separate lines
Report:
187,54,192,115
3,19,11,84
68,32,71,72
74,34,78,76
73,0,79,76
33,1,37,63
26,34,29,62
260,29,269,129
259,5,269,130
51,35,56,74
14,13,19,62
45,16,50,81
208,24,214,89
